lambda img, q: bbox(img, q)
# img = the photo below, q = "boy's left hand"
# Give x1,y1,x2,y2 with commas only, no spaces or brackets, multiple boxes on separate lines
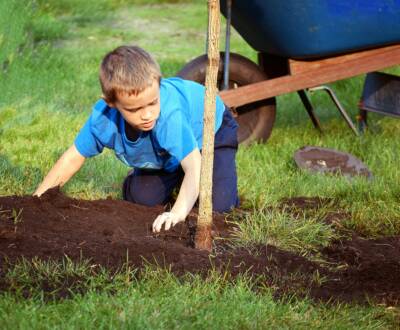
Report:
152,212,183,233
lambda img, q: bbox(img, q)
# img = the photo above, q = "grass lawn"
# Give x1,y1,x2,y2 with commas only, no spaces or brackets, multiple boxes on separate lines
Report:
1,0,400,328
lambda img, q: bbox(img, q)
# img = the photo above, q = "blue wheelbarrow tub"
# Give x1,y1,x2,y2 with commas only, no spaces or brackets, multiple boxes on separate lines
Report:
220,0,400,59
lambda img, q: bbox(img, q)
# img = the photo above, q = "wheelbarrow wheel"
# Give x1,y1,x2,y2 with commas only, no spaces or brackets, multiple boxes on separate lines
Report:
177,52,276,145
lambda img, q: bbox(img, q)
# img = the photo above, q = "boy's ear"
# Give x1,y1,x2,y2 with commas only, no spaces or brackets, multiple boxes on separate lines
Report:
101,94,115,108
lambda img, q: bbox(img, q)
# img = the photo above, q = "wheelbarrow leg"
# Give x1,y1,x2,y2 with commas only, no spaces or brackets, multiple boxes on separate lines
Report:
222,0,232,91
357,109,368,133
309,86,359,136
297,90,323,132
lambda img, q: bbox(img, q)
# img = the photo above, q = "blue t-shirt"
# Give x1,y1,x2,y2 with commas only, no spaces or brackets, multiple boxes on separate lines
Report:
74,77,225,172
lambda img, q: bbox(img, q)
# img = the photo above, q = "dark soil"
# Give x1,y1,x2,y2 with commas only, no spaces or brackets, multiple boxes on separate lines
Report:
0,190,399,305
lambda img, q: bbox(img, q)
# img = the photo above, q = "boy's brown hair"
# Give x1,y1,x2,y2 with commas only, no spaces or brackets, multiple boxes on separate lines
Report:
99,45,161,104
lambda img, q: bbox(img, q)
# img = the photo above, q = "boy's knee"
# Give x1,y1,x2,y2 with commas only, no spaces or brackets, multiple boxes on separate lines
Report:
122,174,168,206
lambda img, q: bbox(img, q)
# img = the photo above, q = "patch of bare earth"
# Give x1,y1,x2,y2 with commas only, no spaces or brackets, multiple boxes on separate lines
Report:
0,190,399,305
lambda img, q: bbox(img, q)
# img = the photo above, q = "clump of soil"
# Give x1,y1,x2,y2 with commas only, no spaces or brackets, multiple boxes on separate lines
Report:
0,189,399,305
294,146,372,178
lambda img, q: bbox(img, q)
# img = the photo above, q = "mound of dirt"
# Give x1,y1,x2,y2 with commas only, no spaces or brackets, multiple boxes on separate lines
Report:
0,189,399,305
316,235,400,304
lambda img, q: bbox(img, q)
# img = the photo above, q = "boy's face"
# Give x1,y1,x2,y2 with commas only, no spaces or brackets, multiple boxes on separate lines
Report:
111,79,160,131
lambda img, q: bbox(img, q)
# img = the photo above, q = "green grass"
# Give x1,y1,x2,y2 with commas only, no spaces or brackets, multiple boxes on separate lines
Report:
1,0,400,328
1,259,399,329
230,206,339,255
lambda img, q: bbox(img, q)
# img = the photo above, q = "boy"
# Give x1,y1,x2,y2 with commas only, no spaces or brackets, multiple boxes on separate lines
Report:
34,45,239,232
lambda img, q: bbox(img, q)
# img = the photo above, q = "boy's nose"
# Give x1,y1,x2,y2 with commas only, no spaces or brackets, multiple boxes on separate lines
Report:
141,108,152,120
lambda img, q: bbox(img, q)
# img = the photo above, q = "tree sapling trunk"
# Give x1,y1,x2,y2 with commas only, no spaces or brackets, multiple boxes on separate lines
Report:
195,0,221,251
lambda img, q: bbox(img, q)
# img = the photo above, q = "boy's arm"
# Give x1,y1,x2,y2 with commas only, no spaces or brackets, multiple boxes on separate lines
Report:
152,148,201,232
33,144,86,197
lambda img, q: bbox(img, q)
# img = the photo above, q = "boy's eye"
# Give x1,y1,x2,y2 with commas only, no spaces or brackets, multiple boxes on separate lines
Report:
125,99,157,112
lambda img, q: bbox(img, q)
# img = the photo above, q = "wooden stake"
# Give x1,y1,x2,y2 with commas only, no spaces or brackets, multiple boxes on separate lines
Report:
195,0,220,251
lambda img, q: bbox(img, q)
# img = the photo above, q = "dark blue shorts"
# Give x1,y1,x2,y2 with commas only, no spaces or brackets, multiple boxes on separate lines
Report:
122,108,239,213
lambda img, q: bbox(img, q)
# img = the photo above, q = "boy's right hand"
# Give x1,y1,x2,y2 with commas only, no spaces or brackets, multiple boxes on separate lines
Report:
152,211,184,233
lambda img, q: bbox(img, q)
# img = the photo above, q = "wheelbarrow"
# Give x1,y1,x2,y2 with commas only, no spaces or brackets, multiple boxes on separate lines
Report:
177,0,400,144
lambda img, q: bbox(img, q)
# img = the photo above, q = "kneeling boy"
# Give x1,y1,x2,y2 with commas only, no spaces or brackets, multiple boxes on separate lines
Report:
34,45,239,232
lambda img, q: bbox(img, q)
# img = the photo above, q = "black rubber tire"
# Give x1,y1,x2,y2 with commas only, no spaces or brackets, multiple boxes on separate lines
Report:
177,52,276,145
